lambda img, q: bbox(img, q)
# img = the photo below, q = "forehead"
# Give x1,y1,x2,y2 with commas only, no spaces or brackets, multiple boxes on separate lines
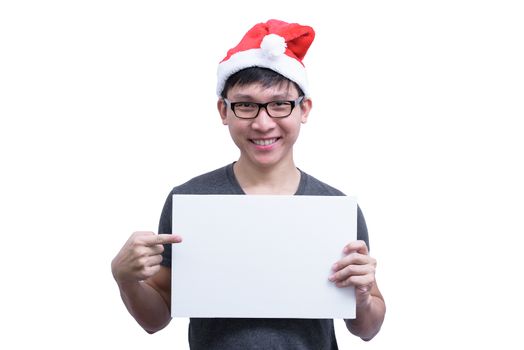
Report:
227,81,299,100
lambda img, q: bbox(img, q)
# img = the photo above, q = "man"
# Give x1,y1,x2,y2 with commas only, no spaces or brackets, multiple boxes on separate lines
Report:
112,19,385,349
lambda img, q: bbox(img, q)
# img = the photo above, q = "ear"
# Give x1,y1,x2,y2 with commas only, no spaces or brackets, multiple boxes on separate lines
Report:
217,98,229,125
300,97,312,124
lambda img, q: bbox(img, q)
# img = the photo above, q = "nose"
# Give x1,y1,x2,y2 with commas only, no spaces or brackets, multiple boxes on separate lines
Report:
251,106,276,131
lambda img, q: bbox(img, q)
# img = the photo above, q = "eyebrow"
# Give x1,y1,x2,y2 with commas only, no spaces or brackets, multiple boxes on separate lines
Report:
229,93,293,101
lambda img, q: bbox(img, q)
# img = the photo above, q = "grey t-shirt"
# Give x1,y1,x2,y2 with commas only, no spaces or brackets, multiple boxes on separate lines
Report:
159,163,369,350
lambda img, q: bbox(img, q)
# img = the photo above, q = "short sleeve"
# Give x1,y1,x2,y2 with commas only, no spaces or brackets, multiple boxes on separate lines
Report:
159,191,173,267
356,205,370,251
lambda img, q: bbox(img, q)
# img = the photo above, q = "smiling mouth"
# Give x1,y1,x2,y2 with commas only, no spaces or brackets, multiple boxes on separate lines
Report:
251,138,279,146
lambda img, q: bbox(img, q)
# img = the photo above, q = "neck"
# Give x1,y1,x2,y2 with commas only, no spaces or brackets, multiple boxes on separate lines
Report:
233,157,301,195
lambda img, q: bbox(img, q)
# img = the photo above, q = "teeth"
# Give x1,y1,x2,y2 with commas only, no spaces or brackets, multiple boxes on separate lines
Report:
253,138,277,146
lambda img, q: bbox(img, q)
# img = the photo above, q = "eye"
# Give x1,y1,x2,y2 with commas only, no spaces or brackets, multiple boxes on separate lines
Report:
234,102,258,111
268,101,292,111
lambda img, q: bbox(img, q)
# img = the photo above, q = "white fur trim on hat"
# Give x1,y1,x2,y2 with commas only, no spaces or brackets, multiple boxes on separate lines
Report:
216,48,310,97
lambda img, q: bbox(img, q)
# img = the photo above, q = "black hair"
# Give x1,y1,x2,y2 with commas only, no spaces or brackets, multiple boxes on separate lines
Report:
220,67,305,98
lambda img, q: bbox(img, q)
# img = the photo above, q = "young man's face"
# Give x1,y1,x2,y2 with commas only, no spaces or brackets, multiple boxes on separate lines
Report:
218,81,312,169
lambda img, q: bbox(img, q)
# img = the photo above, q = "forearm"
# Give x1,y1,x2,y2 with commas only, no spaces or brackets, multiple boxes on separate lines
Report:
117,280,171,333
345,295,386,341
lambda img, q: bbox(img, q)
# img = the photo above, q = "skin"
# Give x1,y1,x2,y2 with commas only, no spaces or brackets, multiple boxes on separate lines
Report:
111,232,181,333
112,80,385,340
331,240,386,340
217,82,311,195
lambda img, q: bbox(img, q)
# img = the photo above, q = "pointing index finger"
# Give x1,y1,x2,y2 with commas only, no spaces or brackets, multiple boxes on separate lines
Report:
144,234,183,246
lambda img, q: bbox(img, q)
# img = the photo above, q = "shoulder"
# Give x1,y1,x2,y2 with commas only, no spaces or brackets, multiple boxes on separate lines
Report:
299,170,345,196
159,164,231,225
170,163,240,195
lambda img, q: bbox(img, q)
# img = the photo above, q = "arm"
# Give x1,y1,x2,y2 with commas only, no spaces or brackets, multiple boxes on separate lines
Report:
329,240,386,340
111,231,182,333
345,282,385,340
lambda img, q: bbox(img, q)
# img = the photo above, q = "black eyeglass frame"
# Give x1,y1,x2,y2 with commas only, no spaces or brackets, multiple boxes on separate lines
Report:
223,96,305,119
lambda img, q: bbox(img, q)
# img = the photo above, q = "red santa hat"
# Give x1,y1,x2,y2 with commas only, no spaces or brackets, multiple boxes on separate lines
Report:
217,19,315,97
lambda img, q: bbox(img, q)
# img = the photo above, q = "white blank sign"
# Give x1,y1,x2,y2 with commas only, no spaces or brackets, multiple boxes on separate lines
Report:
171,195,357,319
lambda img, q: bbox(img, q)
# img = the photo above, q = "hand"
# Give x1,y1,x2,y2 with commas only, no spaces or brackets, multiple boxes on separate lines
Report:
111,231,182,284
329,240,377,306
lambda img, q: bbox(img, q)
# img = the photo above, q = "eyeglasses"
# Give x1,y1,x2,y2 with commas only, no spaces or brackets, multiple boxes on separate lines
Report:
223,96,305,119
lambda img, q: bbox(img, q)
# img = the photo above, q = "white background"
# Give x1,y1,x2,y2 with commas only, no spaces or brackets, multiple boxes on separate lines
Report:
1,1,523,349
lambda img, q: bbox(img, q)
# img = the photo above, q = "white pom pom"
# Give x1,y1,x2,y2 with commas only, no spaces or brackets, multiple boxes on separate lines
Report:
260,34,287,58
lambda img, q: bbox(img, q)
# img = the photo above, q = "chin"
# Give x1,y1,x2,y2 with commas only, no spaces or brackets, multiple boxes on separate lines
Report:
251,155,285,168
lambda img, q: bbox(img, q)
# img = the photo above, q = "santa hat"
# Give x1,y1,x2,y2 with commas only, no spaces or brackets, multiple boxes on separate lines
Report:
217,19,315,97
